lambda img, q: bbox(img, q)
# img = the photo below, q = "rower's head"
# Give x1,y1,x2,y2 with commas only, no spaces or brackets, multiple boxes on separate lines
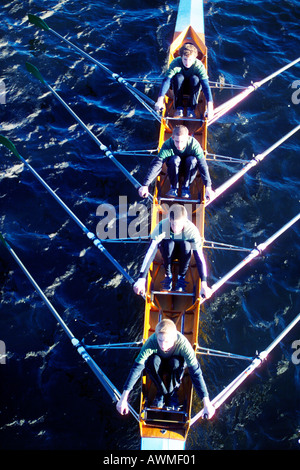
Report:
180,43,198,69
155,319,177,352
172,125,189,151
168,204,188,234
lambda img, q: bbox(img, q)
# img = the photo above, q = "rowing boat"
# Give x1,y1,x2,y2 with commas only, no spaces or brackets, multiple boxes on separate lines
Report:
0,0,299,453
139,0,210,450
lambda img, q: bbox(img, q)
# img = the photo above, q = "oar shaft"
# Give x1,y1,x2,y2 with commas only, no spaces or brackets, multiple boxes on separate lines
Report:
212,312,300,410
256,124,300,160
0,234,74,341
25,62,149,197
205,248,259,299
264,312,300,355
191,311,300,425
19,152,88,233
0,136,134,285
29,15,159,118
208,87,254,125
0,234,135,409
256,213,300,252
44,81,147,197
201,213,300,304
207,125,300,206
257,56,300,87
208,57,300,125
50,27,112,75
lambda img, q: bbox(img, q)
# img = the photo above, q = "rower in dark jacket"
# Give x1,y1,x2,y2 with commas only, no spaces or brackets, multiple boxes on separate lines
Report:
155,42,214,119
138,125,213,199
133,204,212,296
116,319,215,417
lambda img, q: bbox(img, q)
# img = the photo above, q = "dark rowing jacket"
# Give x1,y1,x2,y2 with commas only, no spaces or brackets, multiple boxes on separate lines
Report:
142,136,211,187
123,332,209,400
138,218,207,282
158,56,213,104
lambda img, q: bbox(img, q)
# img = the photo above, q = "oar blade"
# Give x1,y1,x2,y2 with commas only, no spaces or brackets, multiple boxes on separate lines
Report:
0,232,8,247
28,13,50,31
0,135,22,160
25,62,45,84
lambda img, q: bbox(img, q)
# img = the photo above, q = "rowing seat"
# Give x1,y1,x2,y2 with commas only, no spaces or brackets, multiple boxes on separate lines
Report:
141,406,188,427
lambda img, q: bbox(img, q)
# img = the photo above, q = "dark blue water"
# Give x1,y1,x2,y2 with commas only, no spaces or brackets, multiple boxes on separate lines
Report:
0,0,299,454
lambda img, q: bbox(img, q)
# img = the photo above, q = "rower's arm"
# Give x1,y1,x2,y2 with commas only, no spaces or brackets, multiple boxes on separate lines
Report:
139,240,159,279
201,78,213,104
123,361,145,392
142,157,164,187
196,156,212,188
193,249,207,281
117,362,144,415
194,249,212,299
158,77,172,100
188,362,209,400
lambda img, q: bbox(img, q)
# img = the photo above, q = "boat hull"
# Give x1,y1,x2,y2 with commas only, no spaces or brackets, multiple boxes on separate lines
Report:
139,0,209,449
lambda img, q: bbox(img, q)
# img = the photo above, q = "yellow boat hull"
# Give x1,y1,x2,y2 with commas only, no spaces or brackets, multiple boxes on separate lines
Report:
139,0,209,448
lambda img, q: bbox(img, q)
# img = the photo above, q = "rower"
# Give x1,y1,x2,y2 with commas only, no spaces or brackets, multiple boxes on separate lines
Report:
138,124,213,199
133,204,211,297
116,319,215,417
154,43,214,119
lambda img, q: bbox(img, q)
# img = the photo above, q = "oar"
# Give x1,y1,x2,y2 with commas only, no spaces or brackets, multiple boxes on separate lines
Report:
206,124,300,206
200,213,300,304
0,135,134,286
0,233,139,422
190,311,300,425
27,14,162,123
208,57,300,126
25,62,153,203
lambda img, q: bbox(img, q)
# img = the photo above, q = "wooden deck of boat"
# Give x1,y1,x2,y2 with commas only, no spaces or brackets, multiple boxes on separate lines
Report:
139,0,209,447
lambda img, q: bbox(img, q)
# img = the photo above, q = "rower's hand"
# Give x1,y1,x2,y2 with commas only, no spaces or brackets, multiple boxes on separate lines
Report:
205,186,215,202
133,278,146,296
205,101,214,120
116,392,130,415
199,397,215,420
200,281,212,299
138,185,149,199
154,96,164,113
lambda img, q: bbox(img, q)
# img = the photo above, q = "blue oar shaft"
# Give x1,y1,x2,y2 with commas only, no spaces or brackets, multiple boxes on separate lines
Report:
29,15,158,113
200,213,300,304
44,81,151,199
1,235,140,420
50,28,111,74
0,138,134,285
0,235,118,403
191,311,300,426
208,57,300,125
49,28,156,105
207,125,300,206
